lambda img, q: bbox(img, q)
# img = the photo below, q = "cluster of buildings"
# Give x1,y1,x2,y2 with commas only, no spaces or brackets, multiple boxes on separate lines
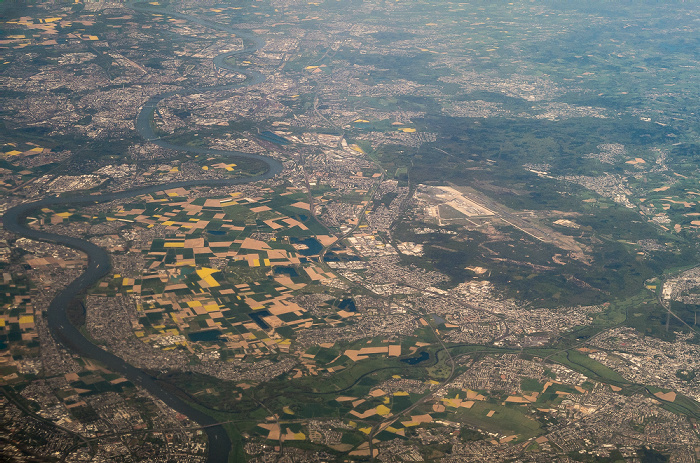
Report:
591,327,700,403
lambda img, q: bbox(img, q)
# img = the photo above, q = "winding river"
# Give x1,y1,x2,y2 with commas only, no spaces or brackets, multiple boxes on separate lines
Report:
3,3,282,461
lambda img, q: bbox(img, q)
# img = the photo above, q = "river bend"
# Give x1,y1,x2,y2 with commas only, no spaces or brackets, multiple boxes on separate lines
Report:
2,3,282,461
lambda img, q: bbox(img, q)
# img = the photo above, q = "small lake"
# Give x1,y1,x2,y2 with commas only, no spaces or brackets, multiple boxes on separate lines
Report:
337,298,357,312
259,131,290,145
188,329,222,342
401,351,430,365
290,237,323,256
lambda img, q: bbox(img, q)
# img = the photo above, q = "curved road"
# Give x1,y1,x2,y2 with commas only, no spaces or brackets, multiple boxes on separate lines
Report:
3,3,281,462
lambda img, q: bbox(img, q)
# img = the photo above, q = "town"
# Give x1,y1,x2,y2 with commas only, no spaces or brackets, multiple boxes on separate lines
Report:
2,0,699,461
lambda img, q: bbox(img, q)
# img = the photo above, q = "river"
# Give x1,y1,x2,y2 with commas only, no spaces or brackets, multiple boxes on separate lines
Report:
2,2,281,461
